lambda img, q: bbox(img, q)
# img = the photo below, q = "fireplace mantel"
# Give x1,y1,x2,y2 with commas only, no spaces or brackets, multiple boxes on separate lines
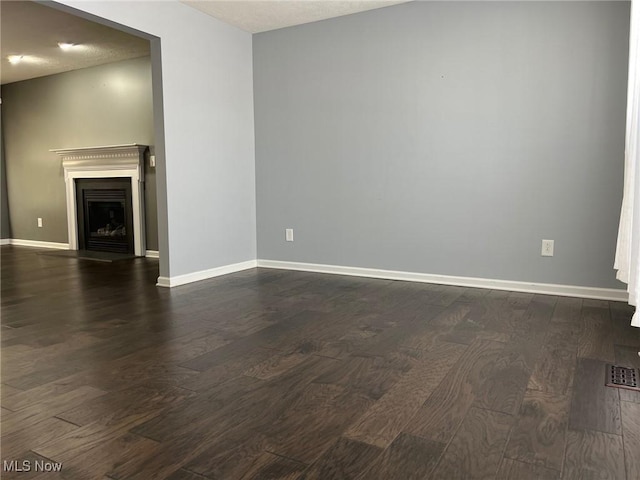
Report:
51,144,148,256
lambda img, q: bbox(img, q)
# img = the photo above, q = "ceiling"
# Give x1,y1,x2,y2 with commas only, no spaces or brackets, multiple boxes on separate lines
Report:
183,0,413,33
0,0,412,85
0,1,150,85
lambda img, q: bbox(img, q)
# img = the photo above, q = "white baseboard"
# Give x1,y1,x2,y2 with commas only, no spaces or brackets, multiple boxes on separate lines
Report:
256,259,628,302
8,240,160,258
157,259,258,288
10,239,70,250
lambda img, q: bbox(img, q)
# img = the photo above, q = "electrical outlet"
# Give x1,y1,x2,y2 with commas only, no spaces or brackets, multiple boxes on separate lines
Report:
37,217,43,228
285,228,294,242
541,239,554,257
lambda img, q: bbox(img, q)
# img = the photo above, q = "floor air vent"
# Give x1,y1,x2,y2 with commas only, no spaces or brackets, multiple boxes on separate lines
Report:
605,364,640,391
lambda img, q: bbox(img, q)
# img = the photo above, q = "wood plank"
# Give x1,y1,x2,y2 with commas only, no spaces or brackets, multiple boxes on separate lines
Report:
264,383,373,463
312,350,413,400
528,297,581,396
610,301,640,347
135,355,336,443
73,354,200,393
343,341,467,447
400,303,471,351
346,305,446,357
461,292,521,336
496,458,559,480
3,338,173,391
242,351,311,380
166,469,210,480
504,389,570,471
509,295,557,344
177,311,325,372
43,432,159,480
376,281,455,310
621,400,640,480
150,329,231,364
184,431,270,479
430,407,514,480
473,342,535,415
0,416,78,458
56,383,194,427
456,287,491,303
239,452,307,480
1,378,81,412
115,357,342,478
582,299,610,309
358,433,444,480
405,283,466,308
578,302,615,363
1,407,14,424
1,334,100,382
0,384,23,404
404,339,505,443
568,358,622,435
298,437,382,480
546,297,582,347
507,292,535,310
179,347,276,392
33,414,161,463
562,429,625,480
314,323,385,360
528,345,577,396
1,386,107,435
130,375,266,442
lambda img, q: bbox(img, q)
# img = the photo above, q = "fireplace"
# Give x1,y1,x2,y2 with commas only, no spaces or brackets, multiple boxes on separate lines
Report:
52,144,148,256
76,178,134,254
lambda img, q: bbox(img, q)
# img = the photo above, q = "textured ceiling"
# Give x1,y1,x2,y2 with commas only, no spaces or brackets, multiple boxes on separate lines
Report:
0,1,150,85
182,0,413,33
1,0,413,85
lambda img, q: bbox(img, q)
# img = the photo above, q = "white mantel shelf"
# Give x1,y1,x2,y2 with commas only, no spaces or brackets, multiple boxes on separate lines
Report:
52,144,148,257
51,143,147,158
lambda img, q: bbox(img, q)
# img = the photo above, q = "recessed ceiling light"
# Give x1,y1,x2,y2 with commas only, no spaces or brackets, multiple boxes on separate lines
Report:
58,42,75,50
7,55,23,64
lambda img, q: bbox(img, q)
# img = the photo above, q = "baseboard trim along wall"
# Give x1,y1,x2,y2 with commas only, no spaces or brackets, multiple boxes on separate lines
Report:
10,239,70,250
1,239,627,301
256,259,629,302
156,260,258,288
6,240,162,259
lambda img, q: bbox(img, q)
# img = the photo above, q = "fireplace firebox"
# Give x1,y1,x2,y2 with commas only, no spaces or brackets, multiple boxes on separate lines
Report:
75,178,134,254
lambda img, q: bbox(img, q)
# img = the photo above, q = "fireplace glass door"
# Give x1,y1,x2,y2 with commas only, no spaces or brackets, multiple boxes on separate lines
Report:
75,178,134,254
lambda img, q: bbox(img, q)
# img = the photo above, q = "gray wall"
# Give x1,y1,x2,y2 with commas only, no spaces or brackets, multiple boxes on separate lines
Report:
2,56,158,249
61,0,256,279
254,1,630,289
1,93,10,240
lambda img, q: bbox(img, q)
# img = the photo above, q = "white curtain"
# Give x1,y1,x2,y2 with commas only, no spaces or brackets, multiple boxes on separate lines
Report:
615,0,640,327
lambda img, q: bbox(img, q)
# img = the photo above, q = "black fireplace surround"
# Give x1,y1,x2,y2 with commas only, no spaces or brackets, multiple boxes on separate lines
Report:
75,178,134,254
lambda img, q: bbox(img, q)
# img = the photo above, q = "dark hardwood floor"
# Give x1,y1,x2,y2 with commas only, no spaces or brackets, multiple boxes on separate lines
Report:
2,245,640,479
